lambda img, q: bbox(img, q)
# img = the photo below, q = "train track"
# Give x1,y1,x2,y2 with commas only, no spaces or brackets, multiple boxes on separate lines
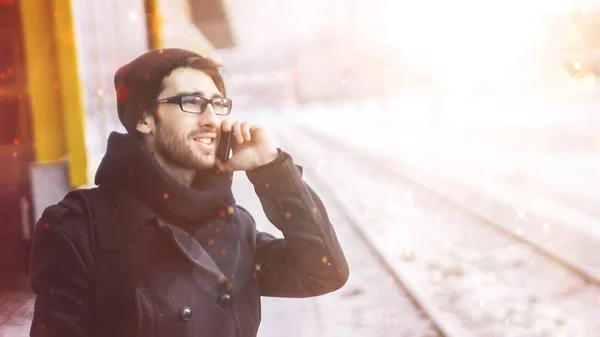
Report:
274,129,458,337
274,125,600,337
294,124,600,286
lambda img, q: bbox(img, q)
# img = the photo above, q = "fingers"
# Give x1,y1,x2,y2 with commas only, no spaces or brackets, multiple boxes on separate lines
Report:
233,122,243,143
221,120,252,144
221,119,232,132
241,122,252,141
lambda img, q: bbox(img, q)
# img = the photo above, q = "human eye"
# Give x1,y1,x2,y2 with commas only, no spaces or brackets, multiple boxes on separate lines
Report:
212,98,232,114
181,95,206,113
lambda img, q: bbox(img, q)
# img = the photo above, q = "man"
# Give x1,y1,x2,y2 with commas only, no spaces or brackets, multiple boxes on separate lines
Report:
29,48,349,337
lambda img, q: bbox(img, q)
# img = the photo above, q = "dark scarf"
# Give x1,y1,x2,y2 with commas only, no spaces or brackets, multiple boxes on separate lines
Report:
94,132,235,227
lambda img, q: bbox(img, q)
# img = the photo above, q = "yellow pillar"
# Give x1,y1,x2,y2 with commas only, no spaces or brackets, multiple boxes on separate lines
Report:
19,0,65,162
52,0,88,187
19,0,88,187
145,0,164,49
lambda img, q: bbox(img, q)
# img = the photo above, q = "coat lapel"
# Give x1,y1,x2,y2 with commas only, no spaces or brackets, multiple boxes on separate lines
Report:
112,186,231,293
154,218,230,291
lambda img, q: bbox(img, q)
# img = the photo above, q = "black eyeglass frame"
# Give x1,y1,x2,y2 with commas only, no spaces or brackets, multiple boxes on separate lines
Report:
154,94,232,115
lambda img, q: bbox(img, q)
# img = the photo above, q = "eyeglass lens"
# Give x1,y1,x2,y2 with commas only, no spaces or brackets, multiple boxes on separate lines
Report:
181,96,230,115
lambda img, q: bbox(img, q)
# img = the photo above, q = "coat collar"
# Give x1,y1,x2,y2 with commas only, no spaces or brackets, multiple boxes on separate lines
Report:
111,187,232,294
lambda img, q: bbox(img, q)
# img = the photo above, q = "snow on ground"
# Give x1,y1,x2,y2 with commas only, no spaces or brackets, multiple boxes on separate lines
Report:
279,95,600,280
272,124,600,337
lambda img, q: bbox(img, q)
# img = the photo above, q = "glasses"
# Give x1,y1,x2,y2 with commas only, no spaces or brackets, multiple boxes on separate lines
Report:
155,94,232,115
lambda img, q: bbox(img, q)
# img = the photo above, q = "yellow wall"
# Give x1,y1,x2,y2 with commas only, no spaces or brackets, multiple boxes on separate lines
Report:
19,0,65,162
53,0,87,187
19,0,87,187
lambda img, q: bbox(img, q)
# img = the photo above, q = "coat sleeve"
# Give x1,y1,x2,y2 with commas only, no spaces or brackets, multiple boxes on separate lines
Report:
245,149,349,298
29,203,94,337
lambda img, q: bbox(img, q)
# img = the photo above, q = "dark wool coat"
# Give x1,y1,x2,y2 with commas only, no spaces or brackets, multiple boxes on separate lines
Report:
28,132,349,337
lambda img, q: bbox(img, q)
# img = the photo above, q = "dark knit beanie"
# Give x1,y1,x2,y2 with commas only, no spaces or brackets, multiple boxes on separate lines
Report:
114,48,202,135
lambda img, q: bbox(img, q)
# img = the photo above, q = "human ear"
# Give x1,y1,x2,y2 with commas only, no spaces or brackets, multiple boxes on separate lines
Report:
136,111,155,135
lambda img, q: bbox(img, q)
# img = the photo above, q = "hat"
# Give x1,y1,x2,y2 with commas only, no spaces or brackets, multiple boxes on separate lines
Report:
114,48,201,135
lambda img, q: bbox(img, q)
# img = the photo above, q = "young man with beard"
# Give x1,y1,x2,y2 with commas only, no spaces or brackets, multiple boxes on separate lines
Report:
28,48,349,337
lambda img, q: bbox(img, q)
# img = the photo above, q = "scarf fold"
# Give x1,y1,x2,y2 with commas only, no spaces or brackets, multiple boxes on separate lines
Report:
95,132,235,227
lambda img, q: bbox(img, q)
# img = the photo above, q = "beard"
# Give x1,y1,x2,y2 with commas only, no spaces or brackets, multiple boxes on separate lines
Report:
154,124,216,170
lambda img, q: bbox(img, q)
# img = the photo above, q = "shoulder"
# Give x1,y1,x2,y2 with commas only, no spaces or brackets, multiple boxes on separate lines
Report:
34,190,94,253
39,194,86,231
30,191,96,279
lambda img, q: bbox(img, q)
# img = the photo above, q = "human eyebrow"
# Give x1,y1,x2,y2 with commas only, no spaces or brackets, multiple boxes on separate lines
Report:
181,91,224,99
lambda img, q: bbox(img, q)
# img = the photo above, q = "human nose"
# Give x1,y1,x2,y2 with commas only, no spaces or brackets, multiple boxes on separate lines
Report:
198,104,221,129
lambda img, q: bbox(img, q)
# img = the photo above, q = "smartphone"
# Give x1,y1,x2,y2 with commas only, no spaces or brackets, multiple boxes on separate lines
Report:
215,130,233,163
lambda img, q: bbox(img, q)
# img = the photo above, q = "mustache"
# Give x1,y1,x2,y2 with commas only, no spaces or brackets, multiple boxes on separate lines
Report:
189,129,219,138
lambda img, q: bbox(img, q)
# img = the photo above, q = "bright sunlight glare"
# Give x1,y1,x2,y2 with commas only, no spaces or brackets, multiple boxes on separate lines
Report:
371,0,586,90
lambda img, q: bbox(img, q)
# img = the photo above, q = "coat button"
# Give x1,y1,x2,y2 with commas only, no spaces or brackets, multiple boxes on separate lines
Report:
180,307,192,321
217,294,232,308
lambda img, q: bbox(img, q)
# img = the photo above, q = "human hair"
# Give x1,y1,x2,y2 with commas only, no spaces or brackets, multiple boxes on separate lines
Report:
160,55,227,97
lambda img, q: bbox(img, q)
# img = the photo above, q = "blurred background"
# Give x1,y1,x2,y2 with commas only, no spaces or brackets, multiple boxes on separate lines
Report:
1,0,600,336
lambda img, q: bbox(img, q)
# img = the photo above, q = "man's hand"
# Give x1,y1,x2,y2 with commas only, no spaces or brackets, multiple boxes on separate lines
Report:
220,120,278,172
